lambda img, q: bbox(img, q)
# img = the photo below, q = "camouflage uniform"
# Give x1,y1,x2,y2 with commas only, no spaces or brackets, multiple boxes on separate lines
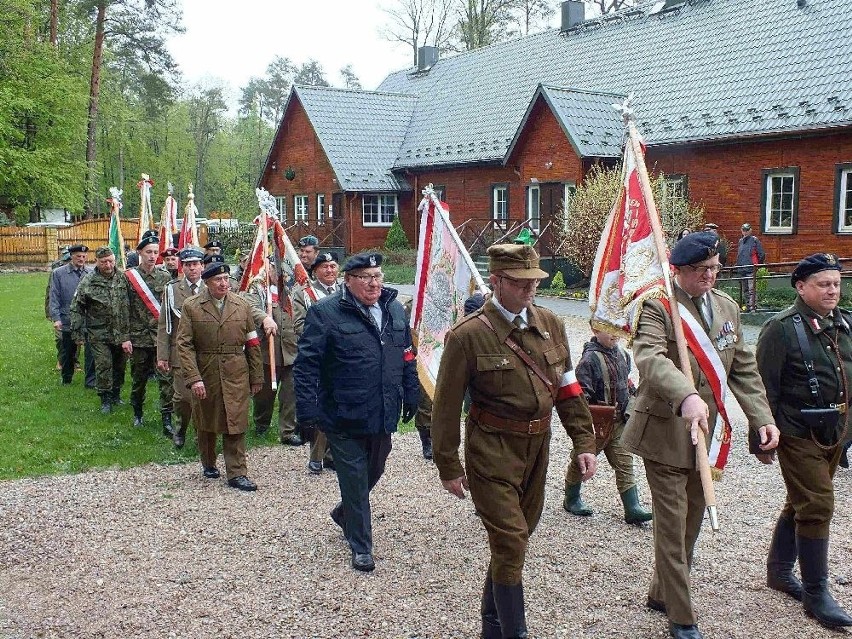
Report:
70,268,128,408
123,265,172,427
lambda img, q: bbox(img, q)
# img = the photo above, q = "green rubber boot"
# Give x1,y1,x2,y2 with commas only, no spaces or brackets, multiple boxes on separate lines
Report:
563,483,593,516
620,486,653,524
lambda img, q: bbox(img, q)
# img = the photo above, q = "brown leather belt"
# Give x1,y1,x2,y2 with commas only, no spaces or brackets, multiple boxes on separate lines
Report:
198,346,244,354
469,404,550,435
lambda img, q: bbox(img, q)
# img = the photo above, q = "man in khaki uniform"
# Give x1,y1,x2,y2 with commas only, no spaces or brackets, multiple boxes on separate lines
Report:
242,258,301,446
756,253,852,629
177,260,264,491
156,247,205,448
432,244,597,639
121,231,172,431
623,232,778,639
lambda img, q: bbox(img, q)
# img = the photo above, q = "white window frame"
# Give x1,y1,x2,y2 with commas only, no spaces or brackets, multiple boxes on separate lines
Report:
837,165,852,233
492,184,508,226
527,184,540,232
274,196,287,223
362,194,398,227
763,169,797,234
293,195,308,222
563,182,576,231
317,194,326,224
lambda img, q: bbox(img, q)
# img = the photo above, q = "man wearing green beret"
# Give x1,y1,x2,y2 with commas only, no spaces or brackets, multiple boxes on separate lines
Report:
431,243,597,638
756,253,852,629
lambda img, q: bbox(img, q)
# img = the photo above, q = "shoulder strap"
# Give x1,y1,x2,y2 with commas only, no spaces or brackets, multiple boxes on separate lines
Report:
476,313,558,401
592,350,617,406
792,314,825,407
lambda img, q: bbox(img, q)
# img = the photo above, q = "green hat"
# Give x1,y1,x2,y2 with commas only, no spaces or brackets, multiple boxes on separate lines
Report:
487,244,548,279
513,229,534,246
95,246,114,259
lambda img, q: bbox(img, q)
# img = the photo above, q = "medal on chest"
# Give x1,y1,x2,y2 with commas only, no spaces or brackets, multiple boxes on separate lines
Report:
715,320,737,351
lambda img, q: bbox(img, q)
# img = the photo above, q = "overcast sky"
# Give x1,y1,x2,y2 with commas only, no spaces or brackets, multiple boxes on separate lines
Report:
167,0,414,101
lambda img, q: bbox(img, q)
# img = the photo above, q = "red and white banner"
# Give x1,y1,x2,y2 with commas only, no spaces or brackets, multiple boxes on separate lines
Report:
660,298,732,471
412,186,488,398
177,184,200,250
125,268,161,320
589,138,668,340
157,183,177,264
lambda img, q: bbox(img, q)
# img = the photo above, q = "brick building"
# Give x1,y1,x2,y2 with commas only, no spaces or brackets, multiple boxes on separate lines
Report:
259,0,852,261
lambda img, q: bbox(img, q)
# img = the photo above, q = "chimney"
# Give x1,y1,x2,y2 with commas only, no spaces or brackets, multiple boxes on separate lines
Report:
561,0,585,31
417,46,439,71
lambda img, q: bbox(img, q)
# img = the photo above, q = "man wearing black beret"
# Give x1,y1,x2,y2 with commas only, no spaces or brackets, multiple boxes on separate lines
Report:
622,231,778,639
203,239,222,257
294,251,419,572
756,253,852,629
49,244,95,387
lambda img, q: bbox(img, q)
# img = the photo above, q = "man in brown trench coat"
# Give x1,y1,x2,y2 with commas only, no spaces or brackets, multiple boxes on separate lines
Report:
431,244,597,639
623,232,778,639
177,260,264,491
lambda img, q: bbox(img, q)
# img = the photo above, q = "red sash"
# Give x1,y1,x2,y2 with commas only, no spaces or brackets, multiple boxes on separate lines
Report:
125,269,161,320
659,298,732,471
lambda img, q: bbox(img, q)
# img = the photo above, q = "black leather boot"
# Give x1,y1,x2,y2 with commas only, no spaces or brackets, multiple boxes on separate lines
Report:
492,581,527,639
132,404,143,428
419,429,433,460
99,394,112,414
161,412,174,438
798,535,852,628
766,514,802,601
481,573,501,639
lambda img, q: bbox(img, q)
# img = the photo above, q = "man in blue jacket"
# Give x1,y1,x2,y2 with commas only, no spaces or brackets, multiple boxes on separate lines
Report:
294,252,419,572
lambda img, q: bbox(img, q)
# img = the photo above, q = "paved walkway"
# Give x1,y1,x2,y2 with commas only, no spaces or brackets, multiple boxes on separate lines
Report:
392,283,763,345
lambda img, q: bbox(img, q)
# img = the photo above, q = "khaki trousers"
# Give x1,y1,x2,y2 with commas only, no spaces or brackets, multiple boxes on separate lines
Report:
644,458,705,626
777,433,842,539
564,421,636,492
465,419,550,585
197,430,247,480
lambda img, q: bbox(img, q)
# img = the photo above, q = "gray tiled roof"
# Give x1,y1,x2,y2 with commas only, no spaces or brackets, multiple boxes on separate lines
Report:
292,85,417,191
379,0,852,168
508,85,627,159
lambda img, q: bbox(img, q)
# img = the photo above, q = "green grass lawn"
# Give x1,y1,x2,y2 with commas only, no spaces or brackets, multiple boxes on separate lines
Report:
0,272,283,480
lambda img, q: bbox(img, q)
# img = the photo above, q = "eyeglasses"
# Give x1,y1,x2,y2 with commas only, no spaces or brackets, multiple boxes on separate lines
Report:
501,275,541,289
683,264,722,275
349,273,384,284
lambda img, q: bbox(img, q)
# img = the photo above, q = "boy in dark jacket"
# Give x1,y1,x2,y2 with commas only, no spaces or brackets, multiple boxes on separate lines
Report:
563,323,652,524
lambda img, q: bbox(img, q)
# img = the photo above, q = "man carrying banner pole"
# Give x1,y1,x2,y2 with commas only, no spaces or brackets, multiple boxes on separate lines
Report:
604,110,779,639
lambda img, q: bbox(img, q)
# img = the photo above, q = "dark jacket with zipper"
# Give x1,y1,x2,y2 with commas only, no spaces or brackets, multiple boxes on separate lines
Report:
294,284,419,435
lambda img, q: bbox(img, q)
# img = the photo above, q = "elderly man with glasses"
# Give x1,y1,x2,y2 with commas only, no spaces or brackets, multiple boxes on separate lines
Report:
294,251,419,573
622,231,778,639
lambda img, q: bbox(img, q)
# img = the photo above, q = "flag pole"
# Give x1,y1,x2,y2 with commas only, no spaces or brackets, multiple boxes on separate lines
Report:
259,207,277,391
626,121,720,532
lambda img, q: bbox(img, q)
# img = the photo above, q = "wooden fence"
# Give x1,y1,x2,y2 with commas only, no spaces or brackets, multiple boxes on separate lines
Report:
0,219,209,265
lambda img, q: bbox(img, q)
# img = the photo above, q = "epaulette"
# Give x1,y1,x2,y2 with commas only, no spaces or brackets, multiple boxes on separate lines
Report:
167,277,180,286
453,306,485,329
709,287,736,305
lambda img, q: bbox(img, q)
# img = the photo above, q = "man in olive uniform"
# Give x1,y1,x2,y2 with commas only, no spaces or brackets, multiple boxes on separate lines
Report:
756,253,852,629
293,251,343,468
623,232,779,639
242,258,301,446
157,247,205,448
203,254,240,292
294,252,419,572
71,247,129,413
49,244,94,386
177,260,264,491
121,232,172,431
431,244,597,639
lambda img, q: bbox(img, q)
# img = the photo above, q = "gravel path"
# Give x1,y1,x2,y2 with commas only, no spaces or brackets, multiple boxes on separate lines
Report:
1,315,850,638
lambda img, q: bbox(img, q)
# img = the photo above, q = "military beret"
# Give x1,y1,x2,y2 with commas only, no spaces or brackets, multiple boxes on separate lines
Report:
310,252,339,274
202,254,226,265
160,247,179,258
201,262,230,280
487,243,548,279
298,235,319,248
791,253,841,286
204,240,222,249
179,247,205,263
141,229,158,239
95,246,114,259
136,233,159,251
343,252,382,272
68,244,89,254
670,232,719,266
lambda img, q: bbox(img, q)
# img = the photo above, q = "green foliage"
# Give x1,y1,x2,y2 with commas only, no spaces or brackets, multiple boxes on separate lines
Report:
549,270,566,292
755,266,770,295
384,216,411,251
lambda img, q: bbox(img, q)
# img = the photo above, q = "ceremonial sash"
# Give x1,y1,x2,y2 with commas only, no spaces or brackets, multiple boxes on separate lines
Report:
126,268,161,320
660,298,732,471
